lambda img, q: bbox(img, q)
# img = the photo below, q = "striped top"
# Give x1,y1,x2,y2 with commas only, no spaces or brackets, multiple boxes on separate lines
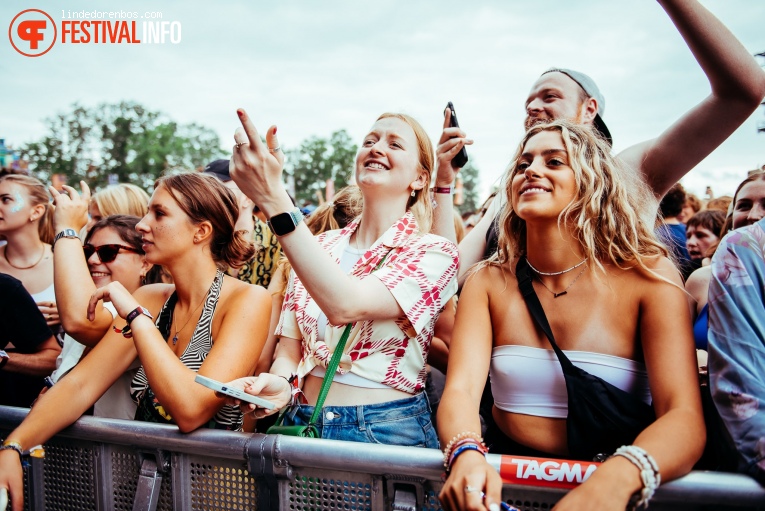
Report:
130,269,243,431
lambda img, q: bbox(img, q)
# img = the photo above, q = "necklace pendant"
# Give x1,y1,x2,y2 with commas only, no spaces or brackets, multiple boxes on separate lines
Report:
172,335,178,345
553,291,567,298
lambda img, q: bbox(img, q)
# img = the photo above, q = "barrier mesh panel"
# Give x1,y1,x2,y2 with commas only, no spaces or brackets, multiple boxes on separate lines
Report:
42,441,97,511
189,462,257,510
284,469,375,511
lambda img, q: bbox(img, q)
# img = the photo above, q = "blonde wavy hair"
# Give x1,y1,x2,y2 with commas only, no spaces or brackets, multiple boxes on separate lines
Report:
376,112,434,234
491,120,668,276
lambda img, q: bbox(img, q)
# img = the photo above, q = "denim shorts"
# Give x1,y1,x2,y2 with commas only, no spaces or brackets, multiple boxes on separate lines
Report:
282,392,439,449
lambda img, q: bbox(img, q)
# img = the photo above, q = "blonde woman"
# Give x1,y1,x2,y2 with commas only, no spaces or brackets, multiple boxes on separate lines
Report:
85,183,149,232
227,109,459,447
438,121,703,511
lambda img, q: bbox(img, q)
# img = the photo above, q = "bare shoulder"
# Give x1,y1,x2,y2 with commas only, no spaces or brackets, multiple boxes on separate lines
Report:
617,256,685,293
132,283,176,315
464,262,510,289
222,275,270,308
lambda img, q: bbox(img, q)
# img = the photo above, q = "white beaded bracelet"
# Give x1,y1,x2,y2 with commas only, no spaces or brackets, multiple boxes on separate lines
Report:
612,445,661,510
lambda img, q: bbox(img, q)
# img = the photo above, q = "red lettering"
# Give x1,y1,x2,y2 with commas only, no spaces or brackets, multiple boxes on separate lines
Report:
131,21,141,43
90,21,101,43
62,20,71,43
18,20,46,49
80,21,91,43
70,21,80,43
107,21,118,43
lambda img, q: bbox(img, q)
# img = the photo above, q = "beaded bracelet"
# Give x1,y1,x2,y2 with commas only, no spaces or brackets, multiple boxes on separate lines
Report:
446,443,488,472
442,431,484,461
612,445,661,509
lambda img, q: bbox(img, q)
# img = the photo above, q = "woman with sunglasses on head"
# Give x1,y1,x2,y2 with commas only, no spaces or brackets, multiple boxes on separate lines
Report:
0,173,272,510
438,120,703,511
225,109,458,447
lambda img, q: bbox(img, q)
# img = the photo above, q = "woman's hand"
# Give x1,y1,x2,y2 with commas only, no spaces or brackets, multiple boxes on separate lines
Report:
49,182,90,232
87,281,139,321
439,451,504,511
551,457,638,511
229,108,294,218
435,107,474,187
218,374,292,419
0,449,24,511
36,301,60,327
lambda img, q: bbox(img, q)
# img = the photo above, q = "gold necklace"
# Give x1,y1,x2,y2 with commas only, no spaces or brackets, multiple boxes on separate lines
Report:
535,264,588,298
3,245,46,270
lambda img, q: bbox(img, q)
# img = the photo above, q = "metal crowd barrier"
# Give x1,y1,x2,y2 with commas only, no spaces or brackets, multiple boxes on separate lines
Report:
1,406,763,510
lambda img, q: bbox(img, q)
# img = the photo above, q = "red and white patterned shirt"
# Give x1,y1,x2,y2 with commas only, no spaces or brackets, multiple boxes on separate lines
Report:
275,211,459,394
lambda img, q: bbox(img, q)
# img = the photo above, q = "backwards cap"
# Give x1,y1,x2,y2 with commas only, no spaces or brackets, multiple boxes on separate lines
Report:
542,68,612,145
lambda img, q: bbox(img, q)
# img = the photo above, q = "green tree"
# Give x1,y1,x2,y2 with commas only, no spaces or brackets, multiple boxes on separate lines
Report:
457,160,481,214
284,130,357,204
21,101,225,190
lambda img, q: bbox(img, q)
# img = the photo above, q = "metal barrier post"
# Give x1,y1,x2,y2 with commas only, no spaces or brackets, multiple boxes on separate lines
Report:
132,451,168,511
26,454,46,511
247,433,282,511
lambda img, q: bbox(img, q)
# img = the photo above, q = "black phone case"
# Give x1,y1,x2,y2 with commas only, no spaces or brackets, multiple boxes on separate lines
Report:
447,102,468,168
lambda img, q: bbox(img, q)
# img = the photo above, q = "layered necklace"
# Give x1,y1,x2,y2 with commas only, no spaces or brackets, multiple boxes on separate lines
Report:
527,257,589,298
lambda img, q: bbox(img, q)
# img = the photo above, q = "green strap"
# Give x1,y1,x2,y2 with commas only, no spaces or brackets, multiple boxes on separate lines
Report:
306,250,391,428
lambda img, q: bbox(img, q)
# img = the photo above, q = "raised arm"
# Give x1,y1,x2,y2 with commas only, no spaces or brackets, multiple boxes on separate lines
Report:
50,183,114,345
618,0,765,198
230,109,458,326
431,107,474,244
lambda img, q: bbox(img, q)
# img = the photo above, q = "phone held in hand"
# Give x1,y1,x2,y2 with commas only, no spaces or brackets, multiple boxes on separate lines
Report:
447,101,469,169
194,374,277,410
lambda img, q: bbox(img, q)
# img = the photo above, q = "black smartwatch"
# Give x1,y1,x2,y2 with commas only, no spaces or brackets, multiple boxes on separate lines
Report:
267,208,304,237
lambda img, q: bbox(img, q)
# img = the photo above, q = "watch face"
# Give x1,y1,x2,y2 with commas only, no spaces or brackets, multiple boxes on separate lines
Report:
269,211,298,236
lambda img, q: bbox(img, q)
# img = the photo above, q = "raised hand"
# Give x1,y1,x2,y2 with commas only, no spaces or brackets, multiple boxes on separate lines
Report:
435,107,473,187
229,109,293,218
49,182,91,233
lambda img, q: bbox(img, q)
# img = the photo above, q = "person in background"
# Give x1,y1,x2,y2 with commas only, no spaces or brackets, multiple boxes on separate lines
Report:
432,0,765,283
203,159,281,288
708,216,765,484
0,174,61,342
85,183,149,233
0,274,59,408
678,192,703,224
657,183,695,279
706,196,733,215
685,210,725,266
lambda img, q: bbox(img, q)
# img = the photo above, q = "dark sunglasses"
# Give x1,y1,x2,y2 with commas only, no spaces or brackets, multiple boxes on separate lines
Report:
83,244,141,263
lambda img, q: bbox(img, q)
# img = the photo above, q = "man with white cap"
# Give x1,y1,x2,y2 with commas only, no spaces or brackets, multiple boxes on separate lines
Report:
433,0,765,273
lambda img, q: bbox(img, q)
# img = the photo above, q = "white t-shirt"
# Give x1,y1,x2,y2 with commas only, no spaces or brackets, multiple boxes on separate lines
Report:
51,302,139,420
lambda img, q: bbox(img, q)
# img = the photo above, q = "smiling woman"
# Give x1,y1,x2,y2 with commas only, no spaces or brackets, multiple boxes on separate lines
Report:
438,120,704,511
224,109,458,448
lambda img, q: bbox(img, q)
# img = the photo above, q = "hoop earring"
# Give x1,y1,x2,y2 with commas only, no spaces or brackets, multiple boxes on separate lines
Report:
411,190,416,197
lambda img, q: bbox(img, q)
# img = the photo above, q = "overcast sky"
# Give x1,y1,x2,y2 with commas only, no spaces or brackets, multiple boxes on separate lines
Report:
2,0,764,199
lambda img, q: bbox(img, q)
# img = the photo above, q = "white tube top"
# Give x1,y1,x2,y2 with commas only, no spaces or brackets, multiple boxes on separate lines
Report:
490,345,652,419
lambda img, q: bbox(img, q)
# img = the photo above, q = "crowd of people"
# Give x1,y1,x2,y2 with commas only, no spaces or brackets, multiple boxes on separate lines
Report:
1,1,765,510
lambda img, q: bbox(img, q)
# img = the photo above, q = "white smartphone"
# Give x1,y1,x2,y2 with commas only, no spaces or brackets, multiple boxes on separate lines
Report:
194,375,277,410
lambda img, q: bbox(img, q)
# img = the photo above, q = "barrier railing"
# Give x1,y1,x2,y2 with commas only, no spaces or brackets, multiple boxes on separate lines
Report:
1,406,763,510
